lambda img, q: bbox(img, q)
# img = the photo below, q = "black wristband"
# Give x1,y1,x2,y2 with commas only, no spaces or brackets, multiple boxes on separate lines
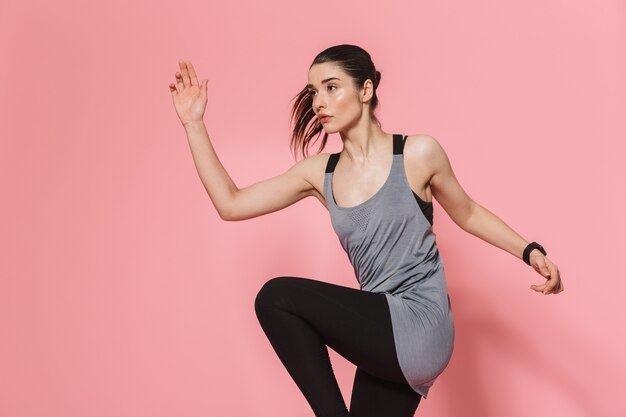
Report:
523,241,547,265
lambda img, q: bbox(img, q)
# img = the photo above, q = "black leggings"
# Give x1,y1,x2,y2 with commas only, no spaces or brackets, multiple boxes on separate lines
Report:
254,276,423,417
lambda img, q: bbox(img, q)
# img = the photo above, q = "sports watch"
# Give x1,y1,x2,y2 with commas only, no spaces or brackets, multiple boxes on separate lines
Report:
523,241,547,265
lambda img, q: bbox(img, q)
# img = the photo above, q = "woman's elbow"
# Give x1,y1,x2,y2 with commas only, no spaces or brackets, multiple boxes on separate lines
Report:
451,198,478,229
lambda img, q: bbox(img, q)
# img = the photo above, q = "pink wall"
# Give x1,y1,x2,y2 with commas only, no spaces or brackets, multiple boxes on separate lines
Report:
1,0,624,416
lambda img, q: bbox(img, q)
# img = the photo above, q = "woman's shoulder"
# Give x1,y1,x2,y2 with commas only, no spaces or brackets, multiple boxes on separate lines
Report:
290,151,334,173
404,133,441,147
404,133,447,159
286,152,335,201
403,134,451,181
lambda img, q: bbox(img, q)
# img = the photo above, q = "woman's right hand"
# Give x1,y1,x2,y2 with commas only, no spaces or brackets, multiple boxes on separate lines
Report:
169,59,208,127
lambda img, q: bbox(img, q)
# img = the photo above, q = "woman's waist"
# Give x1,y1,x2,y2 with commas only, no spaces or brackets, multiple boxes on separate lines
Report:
359,260,445,293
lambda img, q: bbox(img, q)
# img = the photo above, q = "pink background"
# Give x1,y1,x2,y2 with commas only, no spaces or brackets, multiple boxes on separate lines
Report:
1,1,624,416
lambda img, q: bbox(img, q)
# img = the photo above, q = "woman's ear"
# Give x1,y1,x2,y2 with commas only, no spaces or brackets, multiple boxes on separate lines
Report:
360,79,374,103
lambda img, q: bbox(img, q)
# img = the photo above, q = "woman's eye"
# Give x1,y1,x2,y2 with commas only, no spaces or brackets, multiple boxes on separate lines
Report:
308,85,336,96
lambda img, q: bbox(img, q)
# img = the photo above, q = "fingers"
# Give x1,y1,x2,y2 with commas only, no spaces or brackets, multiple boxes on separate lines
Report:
542,264,559,294
544,260,564,295
176,71,184,91
179,59,192,88
529,258,564,295
185,60,200,86
170,59,200,95
553,278,564,293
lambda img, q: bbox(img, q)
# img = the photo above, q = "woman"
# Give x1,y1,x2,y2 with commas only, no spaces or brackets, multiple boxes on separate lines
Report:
168,44,563,416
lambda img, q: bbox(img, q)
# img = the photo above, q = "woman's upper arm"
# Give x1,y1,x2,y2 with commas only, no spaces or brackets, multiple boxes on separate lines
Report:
224,155,321,221
418,135,476,226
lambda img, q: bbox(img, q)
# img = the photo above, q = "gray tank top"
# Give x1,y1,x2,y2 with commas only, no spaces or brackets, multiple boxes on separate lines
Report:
323,134,455,399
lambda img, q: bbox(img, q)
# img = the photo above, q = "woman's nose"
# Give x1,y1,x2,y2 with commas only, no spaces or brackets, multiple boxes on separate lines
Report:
312,95,326,112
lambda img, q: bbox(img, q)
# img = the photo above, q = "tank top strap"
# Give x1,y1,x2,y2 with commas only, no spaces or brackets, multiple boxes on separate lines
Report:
325,152,340,173
393,133,408,155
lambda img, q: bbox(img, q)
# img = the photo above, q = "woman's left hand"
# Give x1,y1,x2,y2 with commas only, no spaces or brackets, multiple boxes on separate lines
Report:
529,252,564,295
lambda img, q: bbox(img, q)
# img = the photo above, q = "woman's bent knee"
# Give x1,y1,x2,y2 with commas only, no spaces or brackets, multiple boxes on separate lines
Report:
254,276,296,315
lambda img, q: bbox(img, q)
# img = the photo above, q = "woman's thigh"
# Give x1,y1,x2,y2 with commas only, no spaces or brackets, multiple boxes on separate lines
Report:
350,367,422,417
255,276,406,384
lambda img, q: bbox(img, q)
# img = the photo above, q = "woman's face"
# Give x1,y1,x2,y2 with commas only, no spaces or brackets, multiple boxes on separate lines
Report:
307,62,367,133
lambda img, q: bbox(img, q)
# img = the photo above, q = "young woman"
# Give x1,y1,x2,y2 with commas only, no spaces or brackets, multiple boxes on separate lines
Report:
169,44,564,416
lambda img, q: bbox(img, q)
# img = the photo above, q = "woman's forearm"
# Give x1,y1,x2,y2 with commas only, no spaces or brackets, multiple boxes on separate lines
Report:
460,202,530,261
183,120,238,219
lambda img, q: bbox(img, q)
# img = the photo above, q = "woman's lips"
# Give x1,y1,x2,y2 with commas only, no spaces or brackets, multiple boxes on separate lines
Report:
319,116,332,123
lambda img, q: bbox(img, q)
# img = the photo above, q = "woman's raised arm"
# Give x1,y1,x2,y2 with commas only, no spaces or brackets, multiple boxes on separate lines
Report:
170,59,317,221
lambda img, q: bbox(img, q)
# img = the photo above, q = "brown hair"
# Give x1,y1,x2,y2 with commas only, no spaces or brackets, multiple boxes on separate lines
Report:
288,44,382,161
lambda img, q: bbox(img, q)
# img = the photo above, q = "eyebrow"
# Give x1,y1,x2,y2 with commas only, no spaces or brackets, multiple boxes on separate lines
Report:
305,77,341,89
